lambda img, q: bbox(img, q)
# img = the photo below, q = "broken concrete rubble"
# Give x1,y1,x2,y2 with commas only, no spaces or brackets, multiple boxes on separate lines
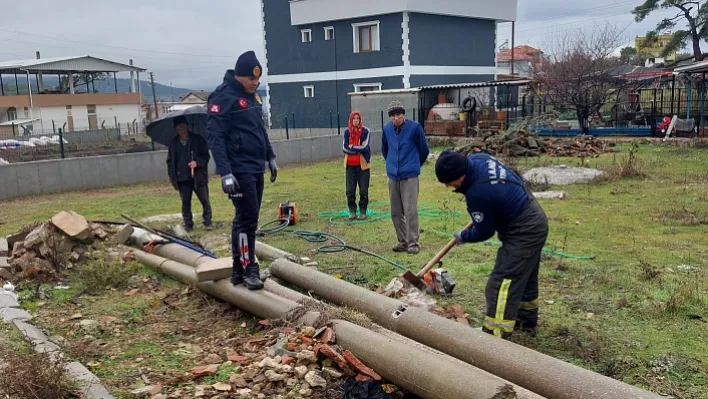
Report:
51,211,91,242
0,238,8,257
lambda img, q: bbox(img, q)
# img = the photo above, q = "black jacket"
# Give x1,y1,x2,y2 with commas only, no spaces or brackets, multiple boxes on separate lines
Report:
166,133,210,189
206,70,275,176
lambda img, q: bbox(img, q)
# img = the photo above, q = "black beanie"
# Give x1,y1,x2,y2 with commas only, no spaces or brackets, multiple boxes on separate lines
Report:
435,150,468,183
173,115,188,127
235,51,263,78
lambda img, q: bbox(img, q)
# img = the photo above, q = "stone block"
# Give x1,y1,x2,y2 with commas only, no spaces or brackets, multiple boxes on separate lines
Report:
0,292,19,309
195,258,233,282
12,320,47,344
112,224,134,245
51,211,91,241
65,362,116,399
2,308,32,323
24,224,49,249
0,238,7,257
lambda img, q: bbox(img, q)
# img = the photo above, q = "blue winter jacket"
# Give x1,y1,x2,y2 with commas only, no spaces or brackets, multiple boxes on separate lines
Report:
381,119,430,180
206,70,275,176
455,153,530,243
342,127,371,165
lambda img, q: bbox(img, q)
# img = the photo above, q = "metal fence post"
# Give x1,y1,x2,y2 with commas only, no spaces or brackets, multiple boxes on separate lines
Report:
58,128,65,159
337,113,341,135
52,120,56,134
285,116,290,140
380,111,384,132
330,111,333,129
292,112,295,129
11,123,16,137
413,108,416,121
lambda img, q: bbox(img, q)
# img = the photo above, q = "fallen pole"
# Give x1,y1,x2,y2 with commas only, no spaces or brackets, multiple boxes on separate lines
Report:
269,259,663,399
132,249,544,399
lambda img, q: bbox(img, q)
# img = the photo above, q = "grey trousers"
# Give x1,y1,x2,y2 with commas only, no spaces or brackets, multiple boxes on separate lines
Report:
388,177,420,248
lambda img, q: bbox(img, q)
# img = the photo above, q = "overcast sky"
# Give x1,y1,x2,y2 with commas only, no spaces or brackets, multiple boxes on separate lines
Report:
1,0,678,90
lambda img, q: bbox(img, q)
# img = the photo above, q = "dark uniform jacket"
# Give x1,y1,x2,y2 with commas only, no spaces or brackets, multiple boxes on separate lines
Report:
166,133,210,189
455,154,529,243
206,70,275,176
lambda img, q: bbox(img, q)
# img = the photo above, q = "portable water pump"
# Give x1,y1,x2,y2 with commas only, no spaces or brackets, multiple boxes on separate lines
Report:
278,201,298,226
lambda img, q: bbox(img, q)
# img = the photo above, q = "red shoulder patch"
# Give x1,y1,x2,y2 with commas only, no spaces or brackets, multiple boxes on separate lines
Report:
209,104,221,113
238,98,248,109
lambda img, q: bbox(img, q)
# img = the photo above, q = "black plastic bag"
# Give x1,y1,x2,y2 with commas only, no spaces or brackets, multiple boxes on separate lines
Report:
343,379,394,399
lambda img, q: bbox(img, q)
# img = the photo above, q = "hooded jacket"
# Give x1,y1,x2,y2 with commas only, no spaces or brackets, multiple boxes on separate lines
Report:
206,70,275,176
455,153,529,243
342,111,371,170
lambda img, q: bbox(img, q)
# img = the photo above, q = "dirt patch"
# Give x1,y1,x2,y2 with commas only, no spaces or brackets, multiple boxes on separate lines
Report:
523,166,604,185
657,207,708,226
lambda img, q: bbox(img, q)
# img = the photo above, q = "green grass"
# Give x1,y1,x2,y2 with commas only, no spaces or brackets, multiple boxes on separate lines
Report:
2,142,707,397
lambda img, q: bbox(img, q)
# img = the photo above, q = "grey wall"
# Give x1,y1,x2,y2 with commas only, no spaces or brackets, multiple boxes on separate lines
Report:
350,92,419,128
269,76,404,129
264,0,403,75
0,132,383,201
408,13,496,67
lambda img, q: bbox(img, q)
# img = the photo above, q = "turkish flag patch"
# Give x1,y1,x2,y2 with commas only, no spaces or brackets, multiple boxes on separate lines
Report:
209,104,221,113
238,98,248,109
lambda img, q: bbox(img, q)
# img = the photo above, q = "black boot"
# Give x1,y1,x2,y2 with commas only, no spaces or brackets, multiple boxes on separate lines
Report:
243,263,264,290
230,259,244,285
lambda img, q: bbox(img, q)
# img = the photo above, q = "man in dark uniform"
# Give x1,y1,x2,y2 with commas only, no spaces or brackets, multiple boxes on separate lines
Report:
166,115,212,231
435,150,549,339
206,51,277,291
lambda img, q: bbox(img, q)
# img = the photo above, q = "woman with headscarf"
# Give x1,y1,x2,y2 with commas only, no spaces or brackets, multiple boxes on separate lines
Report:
342,111,371,221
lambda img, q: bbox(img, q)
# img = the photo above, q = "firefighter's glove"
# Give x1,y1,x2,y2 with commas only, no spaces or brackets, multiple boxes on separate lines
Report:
221,173,239,195
268,159,278,183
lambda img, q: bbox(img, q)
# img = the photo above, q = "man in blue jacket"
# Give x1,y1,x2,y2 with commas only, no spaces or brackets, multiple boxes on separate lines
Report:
435,150,548,339
206,51,278,291
382,100,430,254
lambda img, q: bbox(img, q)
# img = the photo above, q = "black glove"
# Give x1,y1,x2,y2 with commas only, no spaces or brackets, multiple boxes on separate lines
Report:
268,159,278,183
221,173,239,195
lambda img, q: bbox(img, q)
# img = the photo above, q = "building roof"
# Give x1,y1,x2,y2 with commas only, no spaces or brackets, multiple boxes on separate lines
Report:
673,60,708,74
419,79,532,90
497,45,542,62
0,55,146,74
180,91,212,102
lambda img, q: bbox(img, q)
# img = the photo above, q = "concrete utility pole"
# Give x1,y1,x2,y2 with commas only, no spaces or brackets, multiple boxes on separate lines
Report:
149,72,159,121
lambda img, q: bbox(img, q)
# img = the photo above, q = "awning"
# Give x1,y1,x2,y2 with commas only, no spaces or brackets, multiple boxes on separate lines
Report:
0,118,39,126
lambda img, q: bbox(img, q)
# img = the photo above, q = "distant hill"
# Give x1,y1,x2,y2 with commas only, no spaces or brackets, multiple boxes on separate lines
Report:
1,76,267,103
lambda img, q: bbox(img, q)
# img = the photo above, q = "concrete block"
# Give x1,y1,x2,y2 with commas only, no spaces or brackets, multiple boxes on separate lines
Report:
0,238,7,257
58,158,84,192
51,211,91,241
117,154,140,186
0,164,19,200
310,136,328,162
298,139,313,163
98,154,120,188
36,160,63,195
370,131,383,153
12,320,47,343
14,162,41,197
112,224,134,245
195,257,232,282
329,135,344,162
272,141,295,166
79,157,103,190
2,308,32,323
0,292,19,309
65,362,116,399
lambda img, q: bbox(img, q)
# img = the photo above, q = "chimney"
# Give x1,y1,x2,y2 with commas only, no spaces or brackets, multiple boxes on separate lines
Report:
36,51,44,92
129,59,136,93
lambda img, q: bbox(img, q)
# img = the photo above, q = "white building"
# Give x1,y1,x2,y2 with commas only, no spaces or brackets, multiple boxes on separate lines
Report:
0,55,145,136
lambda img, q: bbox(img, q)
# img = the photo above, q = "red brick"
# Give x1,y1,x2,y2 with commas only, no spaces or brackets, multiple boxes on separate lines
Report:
189,364,219,376
281,355,294,365
227,354,250,364
318,344,355,377
286,343,297,351
356,374,372,382
344,351,381,381
319,327,335,344
301,336,313,344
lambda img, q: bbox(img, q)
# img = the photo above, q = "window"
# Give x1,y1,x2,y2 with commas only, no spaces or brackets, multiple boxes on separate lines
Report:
303,85,315,98
354,83,382,92
324,26,334,41
352,21,380,53
23,107,29,118
301,29,312,43
87,104,96,114
7,107,17,121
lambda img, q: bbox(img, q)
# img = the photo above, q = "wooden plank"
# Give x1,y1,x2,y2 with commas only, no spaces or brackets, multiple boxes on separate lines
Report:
195,256,259,282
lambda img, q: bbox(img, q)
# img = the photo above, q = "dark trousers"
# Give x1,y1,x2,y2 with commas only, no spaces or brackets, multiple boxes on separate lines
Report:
482,198,548,339
178,180,212,228
345,166,370,213
230,173,264,269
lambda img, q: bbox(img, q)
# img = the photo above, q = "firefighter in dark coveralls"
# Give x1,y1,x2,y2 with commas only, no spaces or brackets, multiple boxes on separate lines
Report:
206,51,277,291
435,150,549,339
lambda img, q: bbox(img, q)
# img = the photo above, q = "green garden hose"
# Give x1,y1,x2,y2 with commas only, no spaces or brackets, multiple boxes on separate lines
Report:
316,201,461,225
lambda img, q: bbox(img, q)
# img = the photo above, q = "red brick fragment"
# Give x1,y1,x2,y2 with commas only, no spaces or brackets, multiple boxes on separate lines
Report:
344,350,381,381
282,355,294,365
189,364,219,376
356,374,372,382
318,344,356,377
319,327,335,344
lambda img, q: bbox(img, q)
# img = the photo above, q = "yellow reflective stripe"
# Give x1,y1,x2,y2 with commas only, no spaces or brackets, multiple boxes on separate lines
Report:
487,279,513,337
483,317,515,332
519,299,539,310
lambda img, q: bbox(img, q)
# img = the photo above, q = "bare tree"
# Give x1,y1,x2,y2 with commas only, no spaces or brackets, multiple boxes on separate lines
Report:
532,24,626,134
632,0,708,62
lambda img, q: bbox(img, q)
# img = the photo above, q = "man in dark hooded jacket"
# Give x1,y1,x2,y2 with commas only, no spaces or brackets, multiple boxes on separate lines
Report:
206,51,278,291
166,115,212,231
435,150,548,339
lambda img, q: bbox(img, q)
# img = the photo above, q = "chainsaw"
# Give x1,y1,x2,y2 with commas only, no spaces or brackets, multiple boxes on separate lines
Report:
422,266,456,296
